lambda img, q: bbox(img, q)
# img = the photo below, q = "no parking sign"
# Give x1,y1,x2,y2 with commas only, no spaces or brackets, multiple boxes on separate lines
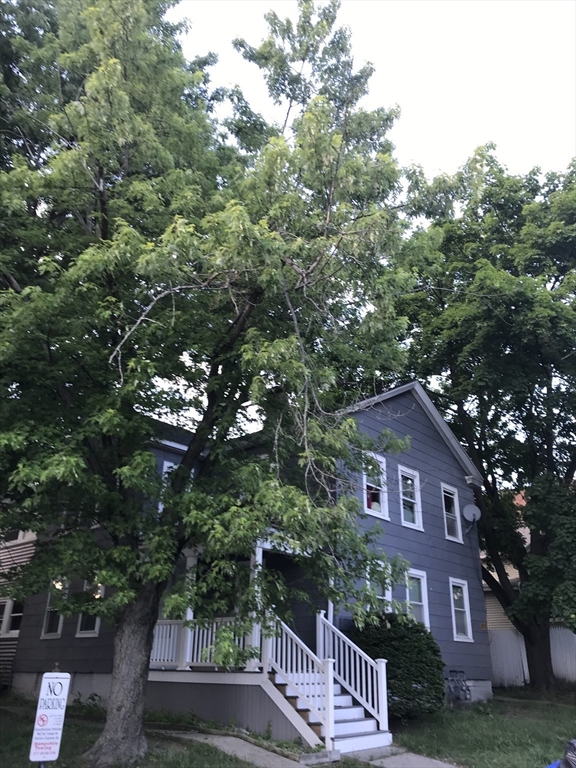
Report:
29,672,71,763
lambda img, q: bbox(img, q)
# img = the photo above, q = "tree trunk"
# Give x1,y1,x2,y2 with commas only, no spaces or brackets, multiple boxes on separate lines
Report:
83,582,163,767
520,618,555,691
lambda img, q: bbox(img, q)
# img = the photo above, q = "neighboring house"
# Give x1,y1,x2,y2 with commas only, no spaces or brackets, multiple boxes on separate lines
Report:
10,382,492,753
0,529,36,689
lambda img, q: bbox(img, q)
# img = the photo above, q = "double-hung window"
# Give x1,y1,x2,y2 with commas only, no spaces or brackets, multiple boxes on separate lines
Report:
0,599,24,635
449,577,473,641
398,466,423,530
76,583,104,637
41,581,67,639
442,484,462,542
406,569,430,628
363,453,388,519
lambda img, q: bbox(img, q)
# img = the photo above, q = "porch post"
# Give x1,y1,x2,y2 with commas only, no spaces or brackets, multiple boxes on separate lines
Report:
316,610,325,659
245,545,263,671
177,553,197,670
323,657,335,751
376,657,389,732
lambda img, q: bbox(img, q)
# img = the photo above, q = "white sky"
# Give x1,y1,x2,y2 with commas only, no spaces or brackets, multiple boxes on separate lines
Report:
170,0,576,178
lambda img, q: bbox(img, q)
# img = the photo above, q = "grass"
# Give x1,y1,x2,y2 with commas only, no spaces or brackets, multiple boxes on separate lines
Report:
393,697,575,768
0,709,256,768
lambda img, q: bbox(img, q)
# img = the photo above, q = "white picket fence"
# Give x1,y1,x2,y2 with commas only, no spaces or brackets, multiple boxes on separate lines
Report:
489,625,576,686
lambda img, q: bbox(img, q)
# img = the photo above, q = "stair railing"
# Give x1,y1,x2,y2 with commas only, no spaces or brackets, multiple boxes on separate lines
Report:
263,620,335,750
317,610,388,733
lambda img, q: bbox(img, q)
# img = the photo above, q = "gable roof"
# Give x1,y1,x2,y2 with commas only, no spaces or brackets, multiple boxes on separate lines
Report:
341,381,483,487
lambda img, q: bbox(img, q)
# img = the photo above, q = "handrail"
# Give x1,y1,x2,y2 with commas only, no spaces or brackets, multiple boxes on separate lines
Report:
317,611,388,732
263,620,335,749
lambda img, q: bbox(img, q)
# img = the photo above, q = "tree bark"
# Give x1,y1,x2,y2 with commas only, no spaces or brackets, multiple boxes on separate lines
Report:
82,582,164,766
520,618,555,691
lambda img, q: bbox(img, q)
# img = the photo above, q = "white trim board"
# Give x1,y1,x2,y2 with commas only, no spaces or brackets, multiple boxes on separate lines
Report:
339,382,483,486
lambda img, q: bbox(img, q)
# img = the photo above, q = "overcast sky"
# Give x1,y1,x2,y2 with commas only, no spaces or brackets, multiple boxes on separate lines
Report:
169,0,576,179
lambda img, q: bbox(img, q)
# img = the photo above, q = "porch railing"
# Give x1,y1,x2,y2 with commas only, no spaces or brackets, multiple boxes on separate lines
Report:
189,616,247,665
317,610,388,732
263,620,335,750
150,620,182,665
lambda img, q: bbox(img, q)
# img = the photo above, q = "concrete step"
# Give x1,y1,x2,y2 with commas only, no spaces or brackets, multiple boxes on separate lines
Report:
333,729,393,754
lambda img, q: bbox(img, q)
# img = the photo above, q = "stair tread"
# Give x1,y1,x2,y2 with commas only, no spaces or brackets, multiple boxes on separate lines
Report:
334,730,388,739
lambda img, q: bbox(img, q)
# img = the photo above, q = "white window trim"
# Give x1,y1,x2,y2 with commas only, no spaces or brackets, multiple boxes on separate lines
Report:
40,583,67,640
158,460,178,514
362,453,389,520
398,465,423,531
441,483,463,543
449,577,474,642
406,568,430,628
0,598,23,637
1,530,36,547
76,583,104,638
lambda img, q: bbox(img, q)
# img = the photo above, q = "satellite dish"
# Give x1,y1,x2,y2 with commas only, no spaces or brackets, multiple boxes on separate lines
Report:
462,504,481,523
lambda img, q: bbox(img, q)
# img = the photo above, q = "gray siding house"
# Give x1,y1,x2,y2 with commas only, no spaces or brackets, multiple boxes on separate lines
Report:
10,382,491,753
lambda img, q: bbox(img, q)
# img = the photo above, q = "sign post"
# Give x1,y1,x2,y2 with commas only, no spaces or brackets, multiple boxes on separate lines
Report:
29,672,71,766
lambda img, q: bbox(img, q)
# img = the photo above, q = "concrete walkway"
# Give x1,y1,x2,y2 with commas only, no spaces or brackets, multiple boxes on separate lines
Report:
152,730,301,767
155,730,460,768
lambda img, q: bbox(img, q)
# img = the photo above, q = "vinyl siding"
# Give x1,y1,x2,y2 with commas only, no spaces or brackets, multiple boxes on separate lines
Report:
340,390,492,682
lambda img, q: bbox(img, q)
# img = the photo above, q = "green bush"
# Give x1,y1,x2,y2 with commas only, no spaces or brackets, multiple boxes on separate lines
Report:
349,613,446,719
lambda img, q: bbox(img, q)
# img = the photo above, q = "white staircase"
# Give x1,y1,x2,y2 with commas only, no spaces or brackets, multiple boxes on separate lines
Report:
264,613,392,753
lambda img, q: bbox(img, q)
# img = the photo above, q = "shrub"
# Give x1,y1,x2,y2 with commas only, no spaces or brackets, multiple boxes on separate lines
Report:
349,613,445,719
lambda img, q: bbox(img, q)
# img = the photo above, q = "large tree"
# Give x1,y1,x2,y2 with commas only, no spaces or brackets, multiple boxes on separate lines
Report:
398,147,576,689
0,1,408,764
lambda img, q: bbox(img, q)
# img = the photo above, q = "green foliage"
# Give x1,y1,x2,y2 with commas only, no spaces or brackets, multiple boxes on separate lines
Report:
349,613,446,719
396,148,576,678
0,0,409,641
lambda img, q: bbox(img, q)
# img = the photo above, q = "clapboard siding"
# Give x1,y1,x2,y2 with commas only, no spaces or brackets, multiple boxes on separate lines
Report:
344,390,493,682
0,637,18,687
13,585,116,676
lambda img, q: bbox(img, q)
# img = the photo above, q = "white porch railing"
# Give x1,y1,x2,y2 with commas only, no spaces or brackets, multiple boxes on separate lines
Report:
189,617,247,665
151,617,249,667
317,610,388,733
150,620,182,665
263,620,335,750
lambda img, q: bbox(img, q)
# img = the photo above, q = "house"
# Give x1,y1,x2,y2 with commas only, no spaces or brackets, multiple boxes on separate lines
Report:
0,529,35,689
9,382,492,753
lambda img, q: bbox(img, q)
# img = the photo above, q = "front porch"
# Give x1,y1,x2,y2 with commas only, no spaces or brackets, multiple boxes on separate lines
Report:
149,611,392,754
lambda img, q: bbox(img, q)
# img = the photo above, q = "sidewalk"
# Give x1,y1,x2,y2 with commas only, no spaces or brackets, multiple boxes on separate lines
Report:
155,730,461,768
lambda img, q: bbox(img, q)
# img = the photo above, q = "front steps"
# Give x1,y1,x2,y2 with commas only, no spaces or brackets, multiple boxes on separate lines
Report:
270,675,393,754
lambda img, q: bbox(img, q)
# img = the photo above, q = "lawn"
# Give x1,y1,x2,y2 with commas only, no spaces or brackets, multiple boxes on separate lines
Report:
0,709,256,768
393,697,575,768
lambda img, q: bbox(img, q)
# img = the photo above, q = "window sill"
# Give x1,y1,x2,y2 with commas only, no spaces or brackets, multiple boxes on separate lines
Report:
445,535,464,544
40,634,62,640
75,631,100,638
0,631,20,639
401,520,424,532
364,508,389,521
453,635,474,643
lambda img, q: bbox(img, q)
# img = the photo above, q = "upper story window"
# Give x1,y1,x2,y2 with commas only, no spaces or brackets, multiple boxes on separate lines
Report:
398,465,423,530
442,484,462,542
0,598,24,636
449,577,474,642
363,453,388,519
76,583,104,637
1,530,35,545
41,581,67,639
406,569,430,628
